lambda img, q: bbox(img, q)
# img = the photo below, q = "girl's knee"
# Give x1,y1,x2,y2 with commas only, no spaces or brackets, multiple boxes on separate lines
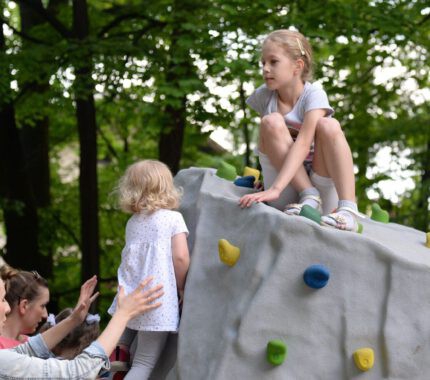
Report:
260,113,286,136
316,117,342,139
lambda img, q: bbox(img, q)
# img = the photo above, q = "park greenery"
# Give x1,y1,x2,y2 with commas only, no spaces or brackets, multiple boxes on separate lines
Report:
0,0,429,315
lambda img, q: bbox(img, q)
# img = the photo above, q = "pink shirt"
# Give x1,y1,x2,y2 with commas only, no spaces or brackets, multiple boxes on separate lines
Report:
0,335,29,349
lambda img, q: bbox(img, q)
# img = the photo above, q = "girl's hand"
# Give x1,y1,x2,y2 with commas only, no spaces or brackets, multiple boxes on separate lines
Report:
239,187,281,208
70,275,99,325
116,277,164,320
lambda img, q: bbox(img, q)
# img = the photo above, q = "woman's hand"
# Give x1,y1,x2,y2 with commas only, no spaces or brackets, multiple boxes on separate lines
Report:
41,276,99,350
70,275,99,325
116,277,164,320
239,187,281,208
96,278,163,357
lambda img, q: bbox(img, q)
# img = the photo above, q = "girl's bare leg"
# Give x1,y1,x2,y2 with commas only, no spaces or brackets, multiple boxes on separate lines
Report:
313,117,359,230
259,112,312,192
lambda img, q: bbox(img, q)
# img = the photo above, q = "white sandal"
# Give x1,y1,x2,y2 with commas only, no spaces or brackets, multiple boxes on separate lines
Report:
321,206,365,232
284,195,322,216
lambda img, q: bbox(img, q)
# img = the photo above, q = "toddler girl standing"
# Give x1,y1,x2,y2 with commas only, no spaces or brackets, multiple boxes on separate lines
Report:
108,160,190,379
239,29,362,231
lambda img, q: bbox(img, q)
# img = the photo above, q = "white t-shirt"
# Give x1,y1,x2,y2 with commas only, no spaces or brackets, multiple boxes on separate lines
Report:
108,209,189,332
246,81,334,130
247,82,334,163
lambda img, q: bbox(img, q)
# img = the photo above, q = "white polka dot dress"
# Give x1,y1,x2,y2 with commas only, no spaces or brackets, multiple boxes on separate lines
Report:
108,209,188,332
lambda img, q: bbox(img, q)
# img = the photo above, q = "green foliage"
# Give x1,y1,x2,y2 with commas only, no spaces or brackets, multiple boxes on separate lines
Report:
1,0,429,322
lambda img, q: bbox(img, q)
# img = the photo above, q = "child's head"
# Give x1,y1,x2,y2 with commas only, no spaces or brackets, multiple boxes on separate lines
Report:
118,159,181,213
0,265,50,334
39,308,100,359
262,29,313,82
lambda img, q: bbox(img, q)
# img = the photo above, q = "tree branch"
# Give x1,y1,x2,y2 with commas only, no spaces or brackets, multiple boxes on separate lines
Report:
98,13,167,40
0,16,48,45
97,12,141,38
17,0,73,38
417,13,430,26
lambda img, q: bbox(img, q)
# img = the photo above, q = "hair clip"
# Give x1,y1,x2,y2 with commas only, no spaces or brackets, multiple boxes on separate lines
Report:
86,313,101,325
296,38,306,56
31,270,41,280
46,313,56,326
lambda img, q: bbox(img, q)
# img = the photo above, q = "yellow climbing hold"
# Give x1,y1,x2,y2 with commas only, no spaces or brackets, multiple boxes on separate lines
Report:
243,166,260,182
426,232,430,248
353,347,374,371
218,239,240,267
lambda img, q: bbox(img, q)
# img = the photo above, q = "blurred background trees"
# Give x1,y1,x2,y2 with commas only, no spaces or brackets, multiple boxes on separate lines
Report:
0,0,429,314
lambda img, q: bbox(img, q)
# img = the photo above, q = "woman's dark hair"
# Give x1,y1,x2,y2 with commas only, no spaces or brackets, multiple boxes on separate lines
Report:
0,265,48,307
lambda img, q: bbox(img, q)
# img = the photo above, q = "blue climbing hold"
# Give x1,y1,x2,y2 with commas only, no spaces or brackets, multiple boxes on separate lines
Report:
234,176,255,188
303,264,330,289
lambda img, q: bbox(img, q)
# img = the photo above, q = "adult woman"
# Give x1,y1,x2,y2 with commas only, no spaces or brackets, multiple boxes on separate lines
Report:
0,266,50,348
0,275,163,379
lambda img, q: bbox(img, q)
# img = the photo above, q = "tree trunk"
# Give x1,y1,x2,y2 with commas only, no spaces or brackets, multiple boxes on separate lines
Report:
0,15,40,269
417,137,430,232
157,16,191,174
17,0,53,277
73,0,100,283
158,98,187,174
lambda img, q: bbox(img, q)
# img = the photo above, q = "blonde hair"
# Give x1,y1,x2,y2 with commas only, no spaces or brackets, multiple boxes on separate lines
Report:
117,160,181,213
263,29,313,82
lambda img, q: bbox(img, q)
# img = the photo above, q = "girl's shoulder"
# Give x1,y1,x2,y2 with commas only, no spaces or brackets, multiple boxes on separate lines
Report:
252,84,274,98
151,209,185,223
303,82,328,97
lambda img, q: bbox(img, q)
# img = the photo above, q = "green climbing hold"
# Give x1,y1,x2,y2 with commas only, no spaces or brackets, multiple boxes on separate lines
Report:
216,161,237,181
357,222,364,234
299,204,322,224
266,340,287,366
370,203,389,223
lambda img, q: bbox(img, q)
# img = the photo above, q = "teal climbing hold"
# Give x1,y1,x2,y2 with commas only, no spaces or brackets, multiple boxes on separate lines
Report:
303,264,330,289
216,161,237,181
266,340,287,366
370,203,389,223
299,205,322,224
234,176,255,188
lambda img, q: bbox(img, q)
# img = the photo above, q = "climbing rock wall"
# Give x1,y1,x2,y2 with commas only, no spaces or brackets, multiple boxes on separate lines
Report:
164,167,430,380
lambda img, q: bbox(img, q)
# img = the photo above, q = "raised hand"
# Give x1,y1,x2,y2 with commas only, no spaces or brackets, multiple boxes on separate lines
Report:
70,275,99,324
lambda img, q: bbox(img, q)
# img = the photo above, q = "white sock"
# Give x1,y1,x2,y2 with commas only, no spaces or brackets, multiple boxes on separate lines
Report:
299,187,321,209
322,200,357,230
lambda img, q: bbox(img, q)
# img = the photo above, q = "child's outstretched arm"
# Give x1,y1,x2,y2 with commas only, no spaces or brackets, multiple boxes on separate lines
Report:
239,109,325,207
97,277,163,356
172,232,190,302
41,275,99,350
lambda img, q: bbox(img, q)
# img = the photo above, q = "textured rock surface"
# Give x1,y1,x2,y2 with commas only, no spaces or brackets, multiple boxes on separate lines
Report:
154,167,430,380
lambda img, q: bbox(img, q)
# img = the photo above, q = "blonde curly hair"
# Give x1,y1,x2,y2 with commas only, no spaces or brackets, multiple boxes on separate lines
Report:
117,160,181,214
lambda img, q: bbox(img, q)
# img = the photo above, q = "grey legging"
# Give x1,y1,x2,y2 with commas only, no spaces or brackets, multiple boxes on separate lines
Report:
119,328,169,380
